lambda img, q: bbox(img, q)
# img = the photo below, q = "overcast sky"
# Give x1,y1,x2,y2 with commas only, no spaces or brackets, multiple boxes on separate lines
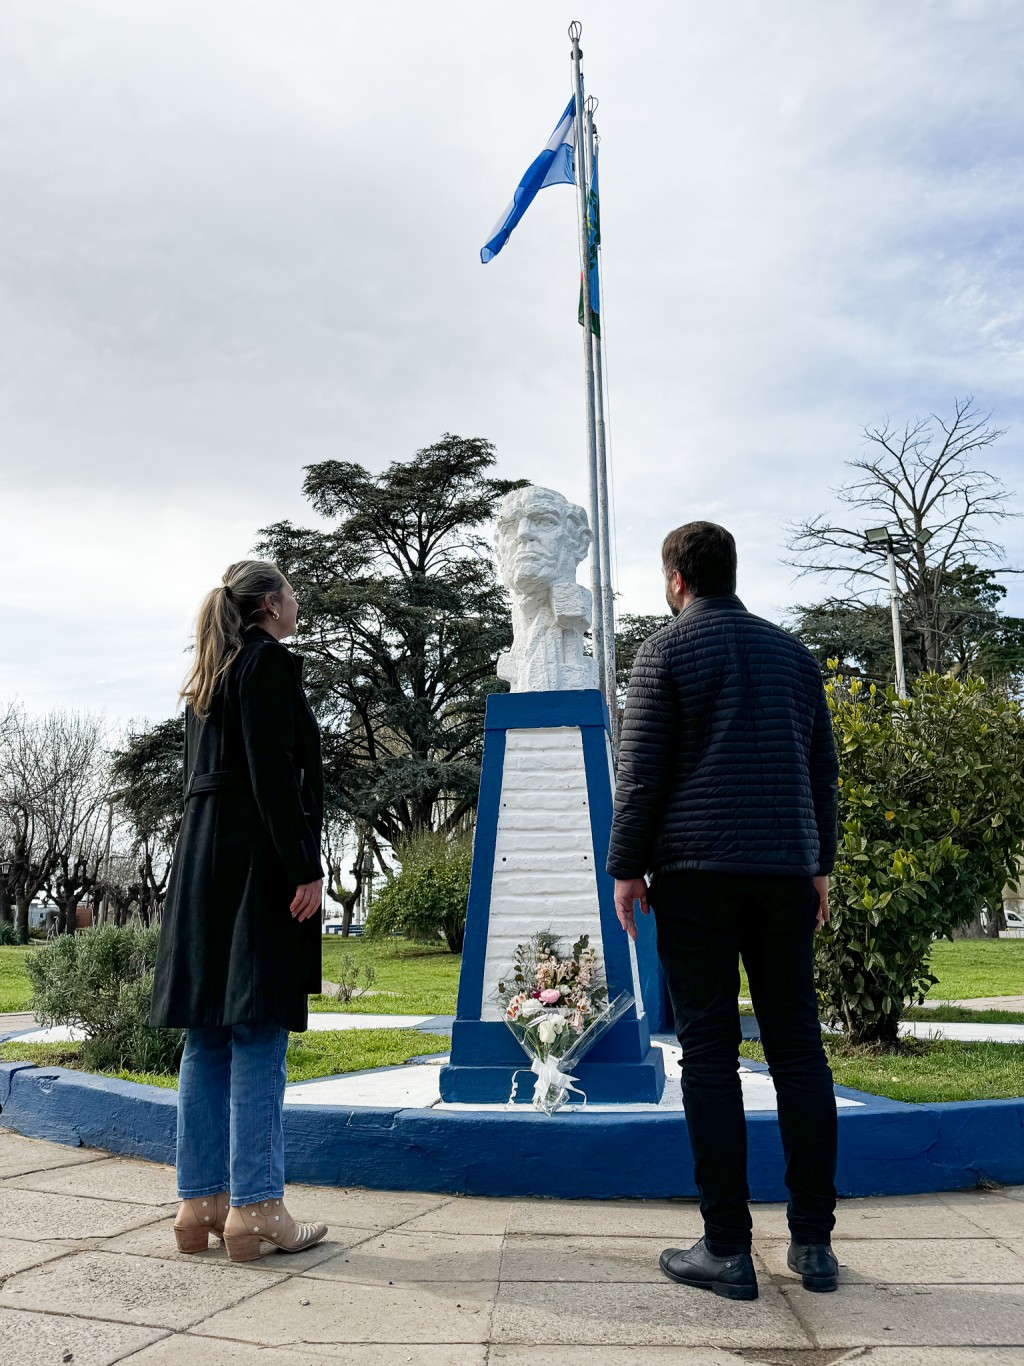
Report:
2,0,1023,731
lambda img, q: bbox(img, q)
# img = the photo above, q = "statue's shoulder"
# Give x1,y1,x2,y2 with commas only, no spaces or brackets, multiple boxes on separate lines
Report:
551,580,592,624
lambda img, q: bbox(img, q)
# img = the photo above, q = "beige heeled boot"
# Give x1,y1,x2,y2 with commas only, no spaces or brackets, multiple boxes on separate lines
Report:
173,1192,230,1253
223,1198,328,1262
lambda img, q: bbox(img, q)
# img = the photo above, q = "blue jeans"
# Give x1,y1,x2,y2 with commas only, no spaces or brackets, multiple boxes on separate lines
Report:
176,1023,289,1206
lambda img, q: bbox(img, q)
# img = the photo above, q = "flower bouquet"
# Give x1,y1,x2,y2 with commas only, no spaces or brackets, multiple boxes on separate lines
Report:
496,930,632,1115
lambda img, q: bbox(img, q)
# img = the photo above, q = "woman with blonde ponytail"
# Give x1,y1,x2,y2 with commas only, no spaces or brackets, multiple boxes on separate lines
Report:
152,560,329,1262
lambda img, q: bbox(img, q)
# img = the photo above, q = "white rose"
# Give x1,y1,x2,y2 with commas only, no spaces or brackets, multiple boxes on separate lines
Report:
536,1015,566,1046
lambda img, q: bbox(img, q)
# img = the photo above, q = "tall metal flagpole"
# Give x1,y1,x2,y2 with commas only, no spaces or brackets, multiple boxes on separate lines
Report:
568,20,607,702
584,98,618,742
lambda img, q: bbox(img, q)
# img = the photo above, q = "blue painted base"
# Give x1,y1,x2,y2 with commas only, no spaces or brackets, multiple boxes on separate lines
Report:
444,689,666,1104
441,1017,666,1103
4,1060,1023,1201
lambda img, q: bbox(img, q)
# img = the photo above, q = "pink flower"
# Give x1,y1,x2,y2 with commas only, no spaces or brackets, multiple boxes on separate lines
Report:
539,988,561,1005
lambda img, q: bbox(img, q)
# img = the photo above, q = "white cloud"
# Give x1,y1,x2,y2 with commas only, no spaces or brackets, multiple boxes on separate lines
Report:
2,0,1023,722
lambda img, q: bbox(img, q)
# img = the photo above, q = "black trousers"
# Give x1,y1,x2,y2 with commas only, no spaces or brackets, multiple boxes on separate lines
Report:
651,870,838,1254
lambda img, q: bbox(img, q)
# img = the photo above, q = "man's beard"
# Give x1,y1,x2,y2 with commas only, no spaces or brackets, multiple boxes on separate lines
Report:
665,585,682,617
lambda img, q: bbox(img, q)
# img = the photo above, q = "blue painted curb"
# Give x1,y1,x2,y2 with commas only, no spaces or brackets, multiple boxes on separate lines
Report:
3,1060,1021,1199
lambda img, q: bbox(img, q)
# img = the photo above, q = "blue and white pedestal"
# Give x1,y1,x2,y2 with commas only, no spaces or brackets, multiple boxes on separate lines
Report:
440,690,666,1104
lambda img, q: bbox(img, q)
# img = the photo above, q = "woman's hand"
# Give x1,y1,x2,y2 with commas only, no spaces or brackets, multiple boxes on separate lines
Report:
290,879,323,922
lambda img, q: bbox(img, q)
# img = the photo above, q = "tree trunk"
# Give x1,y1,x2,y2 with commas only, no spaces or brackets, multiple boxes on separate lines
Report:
848,1012,901,1047
15,896,30,945
341,896,356,937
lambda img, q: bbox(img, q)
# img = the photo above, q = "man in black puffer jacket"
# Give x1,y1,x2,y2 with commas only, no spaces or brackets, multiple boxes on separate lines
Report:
608,521,841,1301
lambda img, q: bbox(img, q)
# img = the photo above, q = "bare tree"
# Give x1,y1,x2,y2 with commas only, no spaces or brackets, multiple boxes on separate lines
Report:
0,707,109,941
788,397,1018,674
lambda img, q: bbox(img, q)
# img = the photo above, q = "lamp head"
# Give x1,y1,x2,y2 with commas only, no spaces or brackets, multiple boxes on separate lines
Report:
864,526,891,545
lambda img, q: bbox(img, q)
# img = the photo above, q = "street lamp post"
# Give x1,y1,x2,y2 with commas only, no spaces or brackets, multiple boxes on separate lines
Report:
864,526,933,700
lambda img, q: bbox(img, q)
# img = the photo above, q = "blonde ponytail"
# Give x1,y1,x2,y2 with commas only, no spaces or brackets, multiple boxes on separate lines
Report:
180,560,286,718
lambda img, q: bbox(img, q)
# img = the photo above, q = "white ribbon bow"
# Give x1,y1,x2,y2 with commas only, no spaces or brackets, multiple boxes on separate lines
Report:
508,1055,588,1113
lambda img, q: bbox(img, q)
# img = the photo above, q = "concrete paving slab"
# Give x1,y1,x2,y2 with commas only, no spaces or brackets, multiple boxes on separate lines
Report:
754,1193,993,1241
758,1235,1024,1284
0,1186,166,1241
284,1183,450,1230
397,1196,512,1236
506,1197,704,1239
938,1190,1024,1239
95,1216,364,1271
306,1229,503,1282
500,1232,676,1282
0,1305,164,1366
489,1351,759,1364
491,1278,809,1348
191,1274,497,1345
0,1248,285,1331
10,1024,84,1043
788,1282,1024,1348
121,1337,487,1364
3,1154,178,1206
843,1351,1024,1364
285,1060,445,1108
0,1130,106,1178
304,1013,434,1030
0,1235,71,1278
922,996,1024,1012
899,1020,1024,1043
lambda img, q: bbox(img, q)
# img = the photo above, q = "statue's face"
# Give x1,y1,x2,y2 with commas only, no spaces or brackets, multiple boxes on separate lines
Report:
497,492,568,592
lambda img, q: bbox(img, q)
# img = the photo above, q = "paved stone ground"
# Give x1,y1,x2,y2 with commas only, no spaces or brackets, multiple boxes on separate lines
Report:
1,1130,1022,1364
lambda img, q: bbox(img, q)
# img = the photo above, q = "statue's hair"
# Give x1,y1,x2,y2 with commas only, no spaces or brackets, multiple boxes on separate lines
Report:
179,559,286,719
495,486,592,573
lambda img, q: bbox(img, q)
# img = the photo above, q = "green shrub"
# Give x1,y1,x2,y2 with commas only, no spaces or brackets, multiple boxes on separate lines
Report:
26,924,183,1075
818,670,1024,1045
0,920,20,947
364,831,472,953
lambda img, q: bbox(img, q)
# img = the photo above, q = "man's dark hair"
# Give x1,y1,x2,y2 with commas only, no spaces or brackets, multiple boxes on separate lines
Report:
661,521,737,597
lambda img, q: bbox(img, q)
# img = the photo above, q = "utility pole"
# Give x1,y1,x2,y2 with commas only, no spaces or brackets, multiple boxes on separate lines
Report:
864,526,933,700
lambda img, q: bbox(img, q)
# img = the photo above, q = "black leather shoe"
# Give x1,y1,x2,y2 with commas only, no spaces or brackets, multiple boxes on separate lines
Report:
787,1241,839,1292
659,1238,758,1301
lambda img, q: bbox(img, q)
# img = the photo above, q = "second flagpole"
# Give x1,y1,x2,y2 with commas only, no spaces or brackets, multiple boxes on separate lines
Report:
569,21,613,730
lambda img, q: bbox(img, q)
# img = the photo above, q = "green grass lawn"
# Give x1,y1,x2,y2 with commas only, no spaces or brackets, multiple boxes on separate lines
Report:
0,946,34,1012
923,939,1024,999
737,937,1024,1006
315,938,461,1015
905,1004,1024,1024
0,1028,450,1090
739,1037,1023,1103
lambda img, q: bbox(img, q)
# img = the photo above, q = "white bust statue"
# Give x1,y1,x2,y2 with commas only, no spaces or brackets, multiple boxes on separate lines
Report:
495,485,599,693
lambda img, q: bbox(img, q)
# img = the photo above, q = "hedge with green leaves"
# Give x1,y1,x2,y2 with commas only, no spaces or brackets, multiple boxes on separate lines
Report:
818,671,1024,1044
26,924,183,1074
364,832,472,953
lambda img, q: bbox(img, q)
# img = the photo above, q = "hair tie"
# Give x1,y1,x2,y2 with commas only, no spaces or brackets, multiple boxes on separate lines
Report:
222,583,234,601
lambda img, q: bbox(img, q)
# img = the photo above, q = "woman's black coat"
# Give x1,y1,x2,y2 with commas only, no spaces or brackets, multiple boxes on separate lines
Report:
151,625,324,1033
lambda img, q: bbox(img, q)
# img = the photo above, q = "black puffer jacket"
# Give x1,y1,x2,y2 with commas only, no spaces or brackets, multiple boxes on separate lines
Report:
606,595,838,880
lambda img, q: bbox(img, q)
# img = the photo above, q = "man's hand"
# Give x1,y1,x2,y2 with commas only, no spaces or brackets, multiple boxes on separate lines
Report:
813,875,829,933
290,879,323,922
614,877,651,941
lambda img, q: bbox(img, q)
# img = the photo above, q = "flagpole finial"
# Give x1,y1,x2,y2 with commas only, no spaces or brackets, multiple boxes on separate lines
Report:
568,19,582,45
585,95,598,115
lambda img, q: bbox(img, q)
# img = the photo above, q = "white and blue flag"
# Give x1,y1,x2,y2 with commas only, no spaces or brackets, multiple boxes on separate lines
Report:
480,97,576,264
